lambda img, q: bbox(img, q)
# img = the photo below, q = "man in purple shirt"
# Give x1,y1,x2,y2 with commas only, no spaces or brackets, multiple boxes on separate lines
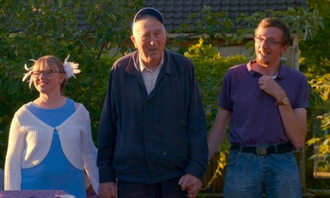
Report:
207,18,308,197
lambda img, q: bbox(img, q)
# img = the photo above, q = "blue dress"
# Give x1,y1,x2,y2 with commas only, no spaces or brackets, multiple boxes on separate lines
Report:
22,98,86,198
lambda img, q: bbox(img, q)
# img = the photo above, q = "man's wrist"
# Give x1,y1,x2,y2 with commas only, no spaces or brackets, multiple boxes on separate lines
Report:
276,96,289,105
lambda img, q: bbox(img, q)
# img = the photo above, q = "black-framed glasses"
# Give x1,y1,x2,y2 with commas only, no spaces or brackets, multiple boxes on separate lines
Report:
31,70,65,77
254,36,282,46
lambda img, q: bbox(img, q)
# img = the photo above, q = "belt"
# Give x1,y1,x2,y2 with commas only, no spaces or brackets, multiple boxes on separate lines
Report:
230,142,294,156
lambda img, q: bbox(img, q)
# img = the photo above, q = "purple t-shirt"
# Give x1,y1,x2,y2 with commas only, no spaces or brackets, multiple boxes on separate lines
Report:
218,61,309,146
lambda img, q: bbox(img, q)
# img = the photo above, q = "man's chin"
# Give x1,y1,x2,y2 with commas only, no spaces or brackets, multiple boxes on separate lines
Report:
256,59,269,66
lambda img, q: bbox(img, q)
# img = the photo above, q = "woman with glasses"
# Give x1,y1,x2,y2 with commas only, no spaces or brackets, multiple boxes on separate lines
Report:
4,55,99,198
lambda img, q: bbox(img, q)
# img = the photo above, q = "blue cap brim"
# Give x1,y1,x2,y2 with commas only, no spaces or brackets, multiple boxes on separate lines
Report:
133,7,164,24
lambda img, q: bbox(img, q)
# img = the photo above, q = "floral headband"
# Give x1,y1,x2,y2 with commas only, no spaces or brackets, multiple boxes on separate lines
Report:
22,55,81,88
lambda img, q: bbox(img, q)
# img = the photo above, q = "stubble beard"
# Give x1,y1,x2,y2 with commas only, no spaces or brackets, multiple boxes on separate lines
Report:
256,56,270,67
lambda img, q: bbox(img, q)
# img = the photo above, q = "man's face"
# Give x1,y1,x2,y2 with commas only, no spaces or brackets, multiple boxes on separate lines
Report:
131,17,166,67
255,26,288,66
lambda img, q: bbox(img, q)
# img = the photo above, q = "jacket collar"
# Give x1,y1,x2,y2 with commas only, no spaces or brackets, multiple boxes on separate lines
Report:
247,60,288,79
126,50,171,75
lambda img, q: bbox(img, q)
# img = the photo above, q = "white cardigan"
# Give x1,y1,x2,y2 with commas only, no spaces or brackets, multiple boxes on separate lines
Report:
4,103,99,193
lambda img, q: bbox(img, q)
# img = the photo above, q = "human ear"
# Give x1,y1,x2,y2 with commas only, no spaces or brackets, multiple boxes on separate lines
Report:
280,45,288,54
131,35,138,49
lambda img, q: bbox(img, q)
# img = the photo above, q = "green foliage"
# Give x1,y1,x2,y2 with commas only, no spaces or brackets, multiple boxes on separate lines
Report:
309,74,330,102
306,135,330,172
185,38,246,131
185,38,246,174
299,0,330,173
201,152,227,192
0,0,144,168
300,0,330,75
171,5,323,48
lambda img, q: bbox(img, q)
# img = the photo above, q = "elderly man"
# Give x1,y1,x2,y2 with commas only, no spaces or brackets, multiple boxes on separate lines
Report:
97,7,208,198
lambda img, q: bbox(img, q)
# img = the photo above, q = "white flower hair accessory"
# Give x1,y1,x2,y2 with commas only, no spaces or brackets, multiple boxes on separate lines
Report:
22,59,36,89
22,55,81,89
63,54,80,79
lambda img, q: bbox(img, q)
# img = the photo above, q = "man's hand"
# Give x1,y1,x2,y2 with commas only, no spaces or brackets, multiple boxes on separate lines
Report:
258,75,286,101
99,182,117,198
178,174,202,198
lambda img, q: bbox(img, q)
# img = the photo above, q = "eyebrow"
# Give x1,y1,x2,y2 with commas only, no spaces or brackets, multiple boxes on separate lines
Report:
256,36,278,40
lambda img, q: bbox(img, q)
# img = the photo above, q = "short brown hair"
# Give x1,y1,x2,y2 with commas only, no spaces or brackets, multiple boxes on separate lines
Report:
255,18,290,46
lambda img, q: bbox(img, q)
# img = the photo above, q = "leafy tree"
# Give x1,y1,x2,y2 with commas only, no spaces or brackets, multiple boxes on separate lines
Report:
185,38,246,130
300,0,330,75
0,0,144,167
170,5,323,53
184,38,246,192
299,0,330,189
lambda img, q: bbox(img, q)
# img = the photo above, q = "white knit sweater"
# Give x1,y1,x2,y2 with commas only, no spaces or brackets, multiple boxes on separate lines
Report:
4,103,99,193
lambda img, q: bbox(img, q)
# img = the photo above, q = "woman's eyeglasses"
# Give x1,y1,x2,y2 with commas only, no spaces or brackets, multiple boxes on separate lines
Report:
32,70,65,77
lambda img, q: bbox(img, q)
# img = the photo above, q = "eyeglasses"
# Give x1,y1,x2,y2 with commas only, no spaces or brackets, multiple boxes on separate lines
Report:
254,36,282,46
31,70,65,77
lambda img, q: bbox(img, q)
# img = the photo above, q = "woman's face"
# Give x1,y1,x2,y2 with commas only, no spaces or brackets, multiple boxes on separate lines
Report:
32,62,65,95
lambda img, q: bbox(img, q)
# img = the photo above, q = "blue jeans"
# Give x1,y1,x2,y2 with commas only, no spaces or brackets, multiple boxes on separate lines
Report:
224,150,302,198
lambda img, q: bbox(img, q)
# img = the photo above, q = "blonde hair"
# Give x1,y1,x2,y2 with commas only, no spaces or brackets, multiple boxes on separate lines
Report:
33,55,67,92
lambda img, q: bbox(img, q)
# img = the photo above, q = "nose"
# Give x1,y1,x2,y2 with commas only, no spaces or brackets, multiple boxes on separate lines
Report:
149,35,156,45
259,39,268,48
260,39,268,47
38,72,47,78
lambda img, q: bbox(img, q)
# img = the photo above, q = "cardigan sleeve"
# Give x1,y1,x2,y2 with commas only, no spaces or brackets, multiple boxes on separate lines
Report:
80,106,99,194
4,112,25,190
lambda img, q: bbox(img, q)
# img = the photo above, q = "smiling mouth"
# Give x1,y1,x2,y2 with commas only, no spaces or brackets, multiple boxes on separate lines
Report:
259,51,270,56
